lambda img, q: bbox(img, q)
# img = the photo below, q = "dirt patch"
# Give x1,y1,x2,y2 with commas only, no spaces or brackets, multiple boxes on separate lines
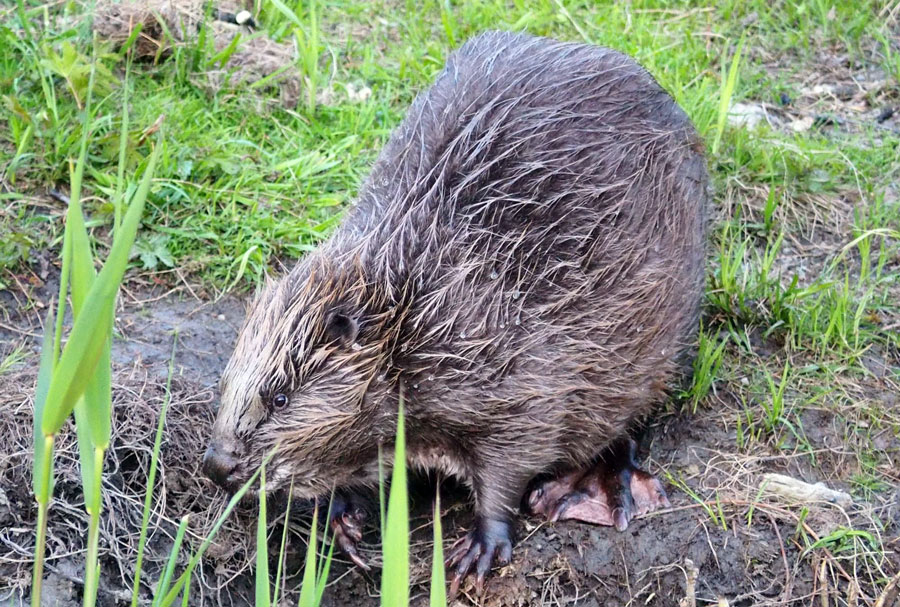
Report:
0,287,254,605
736,38,900,139
91,0,302,107
0,286,896,606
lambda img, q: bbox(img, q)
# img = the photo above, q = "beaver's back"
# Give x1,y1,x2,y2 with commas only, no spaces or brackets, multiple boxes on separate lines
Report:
333,31,708,465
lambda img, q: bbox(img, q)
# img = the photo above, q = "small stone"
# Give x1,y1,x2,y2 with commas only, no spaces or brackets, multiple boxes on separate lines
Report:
346,83,372,103
790,116,814,132
876,107,895,123
727,102,768,128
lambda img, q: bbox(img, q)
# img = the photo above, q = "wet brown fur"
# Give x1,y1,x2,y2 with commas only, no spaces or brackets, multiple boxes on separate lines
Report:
210,31,709,523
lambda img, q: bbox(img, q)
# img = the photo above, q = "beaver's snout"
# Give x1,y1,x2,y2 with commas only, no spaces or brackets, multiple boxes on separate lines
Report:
202,440,240,489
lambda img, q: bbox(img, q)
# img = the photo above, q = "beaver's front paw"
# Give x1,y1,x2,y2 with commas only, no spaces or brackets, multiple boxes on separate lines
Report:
446,517,513,597
328,499,370,571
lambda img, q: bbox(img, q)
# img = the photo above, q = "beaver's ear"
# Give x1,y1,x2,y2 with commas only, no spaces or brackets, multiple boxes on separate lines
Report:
324,311,359,345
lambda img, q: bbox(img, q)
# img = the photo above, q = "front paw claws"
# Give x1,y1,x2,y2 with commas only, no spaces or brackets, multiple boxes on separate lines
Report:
330,505,370,571
446,518,513,597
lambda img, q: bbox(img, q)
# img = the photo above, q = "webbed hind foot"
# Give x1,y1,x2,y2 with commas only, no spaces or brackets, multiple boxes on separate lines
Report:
526,439,669,530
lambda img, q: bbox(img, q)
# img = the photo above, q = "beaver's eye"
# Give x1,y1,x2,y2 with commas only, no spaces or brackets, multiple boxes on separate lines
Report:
272,393,289,409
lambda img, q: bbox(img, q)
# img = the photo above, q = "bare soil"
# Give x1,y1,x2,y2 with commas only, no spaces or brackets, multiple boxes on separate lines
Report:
1,283,897,607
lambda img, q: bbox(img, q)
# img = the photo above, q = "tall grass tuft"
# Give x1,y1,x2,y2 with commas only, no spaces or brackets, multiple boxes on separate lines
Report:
255,467,271,607
287,391,448,606
267,0,322,114
686,326,729,412
712,36,744,156
29,29,162,604
30,129,161,606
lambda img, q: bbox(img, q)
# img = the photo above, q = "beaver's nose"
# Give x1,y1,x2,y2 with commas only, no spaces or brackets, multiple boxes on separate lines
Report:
202,442,239,488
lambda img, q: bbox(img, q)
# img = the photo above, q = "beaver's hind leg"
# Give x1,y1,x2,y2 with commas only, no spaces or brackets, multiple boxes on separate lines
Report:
525,438,669,531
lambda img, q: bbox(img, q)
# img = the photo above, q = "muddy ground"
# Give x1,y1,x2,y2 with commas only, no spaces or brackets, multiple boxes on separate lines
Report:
0,279,897,607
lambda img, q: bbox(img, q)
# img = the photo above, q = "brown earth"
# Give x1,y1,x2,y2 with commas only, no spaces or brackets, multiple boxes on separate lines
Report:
0,280,897,607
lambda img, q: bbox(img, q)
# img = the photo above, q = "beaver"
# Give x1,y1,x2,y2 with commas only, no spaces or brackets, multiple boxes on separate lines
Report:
203,30,708,593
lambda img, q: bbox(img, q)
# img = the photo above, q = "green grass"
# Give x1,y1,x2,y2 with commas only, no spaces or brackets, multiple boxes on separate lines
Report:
3,0,894,289
4,0,899,604
28,55,162,605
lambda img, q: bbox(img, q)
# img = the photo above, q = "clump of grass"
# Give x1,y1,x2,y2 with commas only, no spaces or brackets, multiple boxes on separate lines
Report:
684,325,729,412
256,393,447,607
760,362,791,436
0,344,27,375
265,0,324,114
30,55,162,607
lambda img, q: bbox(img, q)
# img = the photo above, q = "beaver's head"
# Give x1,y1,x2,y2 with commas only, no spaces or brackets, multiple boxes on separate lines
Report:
202,253,396,497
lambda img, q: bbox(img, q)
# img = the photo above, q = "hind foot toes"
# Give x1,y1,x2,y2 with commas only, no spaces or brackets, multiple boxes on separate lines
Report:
526,439,669,530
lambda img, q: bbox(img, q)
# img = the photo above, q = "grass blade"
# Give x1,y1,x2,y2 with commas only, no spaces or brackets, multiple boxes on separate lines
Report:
255,466,270,607
131,332,179,607
32,305,57,503
31,305,57,607
152,515,190,607
377,446,386,534
297,506,319,607
381,395,408,607
314,541,334,606
82,446,105,607
72,401,98,514
313,497,334,606
41,138,161,435
114,45,135,233
430,490,446,607
271,479,293,607
179,552,194,607
268,0,303,28
51,212,71,367
712,36,744,156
